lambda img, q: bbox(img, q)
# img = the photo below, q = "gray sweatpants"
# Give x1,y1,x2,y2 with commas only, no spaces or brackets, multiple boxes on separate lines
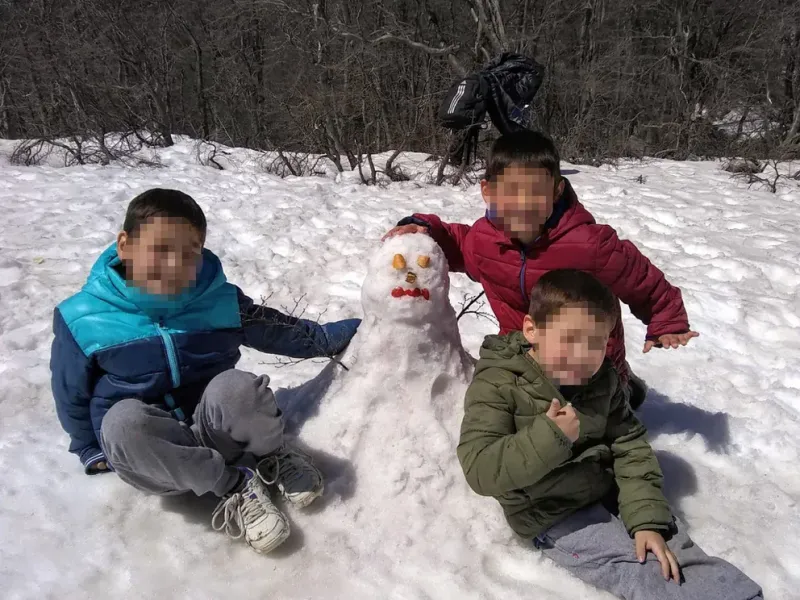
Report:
534,503,762,600
100,369,284,497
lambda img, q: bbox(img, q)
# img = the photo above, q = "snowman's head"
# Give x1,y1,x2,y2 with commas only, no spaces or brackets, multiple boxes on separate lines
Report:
361,234,451,324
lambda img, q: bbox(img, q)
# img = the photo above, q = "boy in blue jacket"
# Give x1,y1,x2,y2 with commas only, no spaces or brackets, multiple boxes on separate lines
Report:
50,188,360,554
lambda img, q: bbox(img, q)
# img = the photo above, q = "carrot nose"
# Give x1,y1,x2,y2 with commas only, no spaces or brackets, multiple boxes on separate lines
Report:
406,272,417,284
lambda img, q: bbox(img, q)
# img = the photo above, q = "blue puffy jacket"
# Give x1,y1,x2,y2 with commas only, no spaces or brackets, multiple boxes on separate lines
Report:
51,244,360,473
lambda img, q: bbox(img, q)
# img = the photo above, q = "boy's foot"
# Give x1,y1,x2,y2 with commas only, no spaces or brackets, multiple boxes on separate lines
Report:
258,446,324,509
211,467,290,554
628,369,649,410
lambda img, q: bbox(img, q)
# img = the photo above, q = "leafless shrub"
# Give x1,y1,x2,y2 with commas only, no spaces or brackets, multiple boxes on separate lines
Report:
730,159,788,193
385,150,411,182
195,140,228,170
10,133,161,167
261,152,328,178
356,149,378,185
9,139,55,166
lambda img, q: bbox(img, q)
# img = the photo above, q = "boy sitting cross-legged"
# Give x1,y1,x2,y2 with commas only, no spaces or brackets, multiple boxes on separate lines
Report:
51,188,360,554
457,269,761,599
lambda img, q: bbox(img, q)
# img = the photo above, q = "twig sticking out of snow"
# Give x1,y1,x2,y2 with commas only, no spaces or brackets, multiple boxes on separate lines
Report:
195,140,228,170
248,294,350,372
456,290,497,326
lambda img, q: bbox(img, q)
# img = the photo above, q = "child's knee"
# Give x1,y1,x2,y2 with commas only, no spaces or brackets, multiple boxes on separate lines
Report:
100,399,153,450
203,369,276,413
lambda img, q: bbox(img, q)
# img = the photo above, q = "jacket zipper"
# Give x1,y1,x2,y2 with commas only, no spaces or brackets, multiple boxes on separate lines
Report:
156,320,181,388
519,249,528,302
156,320,185,421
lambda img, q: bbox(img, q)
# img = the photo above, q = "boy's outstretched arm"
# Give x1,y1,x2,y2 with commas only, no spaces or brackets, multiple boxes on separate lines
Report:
385,214,471,273
592,225,699,351
50,309,107,474
605,382,673,536
457,377,573,497
238,288,360,359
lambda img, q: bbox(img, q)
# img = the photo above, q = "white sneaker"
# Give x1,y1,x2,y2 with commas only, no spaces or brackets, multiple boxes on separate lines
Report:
258,446,324,509
211,468,290,553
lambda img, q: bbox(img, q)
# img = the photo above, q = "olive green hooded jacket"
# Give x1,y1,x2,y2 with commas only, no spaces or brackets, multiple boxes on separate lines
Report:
457,331,672,539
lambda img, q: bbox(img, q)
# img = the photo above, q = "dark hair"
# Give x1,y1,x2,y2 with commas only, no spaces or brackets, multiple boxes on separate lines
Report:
528,269,617,327
484,131,561,182
123,188,207,241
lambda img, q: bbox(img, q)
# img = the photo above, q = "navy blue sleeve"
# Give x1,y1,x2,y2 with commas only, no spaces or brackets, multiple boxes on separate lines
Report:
50,309,106,474
237,288,360,359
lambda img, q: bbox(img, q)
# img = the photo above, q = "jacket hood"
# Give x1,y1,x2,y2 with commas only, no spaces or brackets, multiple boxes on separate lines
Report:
476,330,612,391
476,331,543,380
81,243,228,318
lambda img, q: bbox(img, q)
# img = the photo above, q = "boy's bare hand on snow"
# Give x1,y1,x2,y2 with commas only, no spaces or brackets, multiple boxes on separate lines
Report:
381,224,429,240
545,399,580,442
635,530,681,584
90,461,110,473
643,331,699,353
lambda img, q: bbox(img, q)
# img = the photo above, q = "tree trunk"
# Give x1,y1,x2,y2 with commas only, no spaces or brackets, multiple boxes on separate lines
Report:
0,78,10,138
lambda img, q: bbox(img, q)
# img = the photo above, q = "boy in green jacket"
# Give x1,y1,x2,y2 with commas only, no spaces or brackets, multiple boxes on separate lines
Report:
457,269,762,599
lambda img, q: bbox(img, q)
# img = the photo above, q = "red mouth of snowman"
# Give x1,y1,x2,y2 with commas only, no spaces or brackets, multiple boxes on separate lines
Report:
391,287,430,300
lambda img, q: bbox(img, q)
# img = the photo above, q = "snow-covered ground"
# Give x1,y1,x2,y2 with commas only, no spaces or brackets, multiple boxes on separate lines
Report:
0,138,798,600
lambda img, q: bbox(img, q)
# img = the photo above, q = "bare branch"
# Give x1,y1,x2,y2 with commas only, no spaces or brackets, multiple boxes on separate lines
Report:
247,294,351,372
370,33,460,56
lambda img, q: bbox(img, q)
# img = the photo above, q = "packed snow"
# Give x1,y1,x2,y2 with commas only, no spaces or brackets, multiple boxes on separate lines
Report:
0,138,798,600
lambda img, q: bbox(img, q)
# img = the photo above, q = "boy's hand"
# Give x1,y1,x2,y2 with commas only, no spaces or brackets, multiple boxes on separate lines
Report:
643,331,699,353
545,399,580,442
88,461,110,474
634,530,681,583
382,224,429,241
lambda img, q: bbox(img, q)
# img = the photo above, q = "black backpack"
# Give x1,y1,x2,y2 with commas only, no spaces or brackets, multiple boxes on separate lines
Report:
438,73,491,130
437,54,544,135
483,53,545,135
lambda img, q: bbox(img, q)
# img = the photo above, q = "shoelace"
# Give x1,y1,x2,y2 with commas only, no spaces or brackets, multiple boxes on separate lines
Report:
211,488,264,539
258,450,312,487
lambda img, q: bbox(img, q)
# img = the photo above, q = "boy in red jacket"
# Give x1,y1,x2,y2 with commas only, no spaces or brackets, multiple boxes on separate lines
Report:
384,131,698,407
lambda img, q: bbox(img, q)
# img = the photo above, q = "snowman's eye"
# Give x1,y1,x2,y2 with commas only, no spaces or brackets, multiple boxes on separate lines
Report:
417,255,430,268
392,254,406,270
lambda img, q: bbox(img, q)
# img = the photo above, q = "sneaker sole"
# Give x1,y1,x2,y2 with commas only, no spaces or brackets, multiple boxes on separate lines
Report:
248,520,291,554
286,484,324,509
247,517,292,554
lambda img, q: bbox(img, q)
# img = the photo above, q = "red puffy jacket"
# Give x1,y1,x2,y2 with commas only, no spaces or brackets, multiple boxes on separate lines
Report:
403,180,690,383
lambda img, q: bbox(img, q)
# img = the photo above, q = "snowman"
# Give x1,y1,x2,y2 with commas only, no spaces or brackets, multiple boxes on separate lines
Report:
275,235,514,600
297,233,475,523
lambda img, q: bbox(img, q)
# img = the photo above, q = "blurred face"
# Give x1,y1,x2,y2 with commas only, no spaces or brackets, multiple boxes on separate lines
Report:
523,304,612,385
117,216,203,297
481,165,565,244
